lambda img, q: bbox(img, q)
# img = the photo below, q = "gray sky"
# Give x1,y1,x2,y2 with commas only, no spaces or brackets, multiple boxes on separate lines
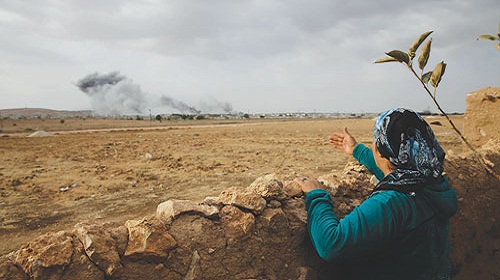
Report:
1,0,499,114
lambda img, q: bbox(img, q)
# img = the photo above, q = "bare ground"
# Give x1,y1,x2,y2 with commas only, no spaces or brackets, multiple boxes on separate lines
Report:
0,116,464,256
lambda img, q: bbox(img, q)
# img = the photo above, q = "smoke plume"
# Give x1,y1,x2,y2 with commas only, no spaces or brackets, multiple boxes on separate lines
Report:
76,71,232,115
160,96,200,114
198,99,233,114
76,72,126,94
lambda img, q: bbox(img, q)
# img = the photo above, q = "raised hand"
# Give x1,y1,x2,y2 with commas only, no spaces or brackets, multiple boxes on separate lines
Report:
329,127,357,155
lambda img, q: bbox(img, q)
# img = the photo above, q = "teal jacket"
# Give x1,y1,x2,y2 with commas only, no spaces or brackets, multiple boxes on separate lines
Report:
305,144,458,279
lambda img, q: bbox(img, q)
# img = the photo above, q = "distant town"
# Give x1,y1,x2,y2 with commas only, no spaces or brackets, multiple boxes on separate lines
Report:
0,107,460,122
0,107,384,120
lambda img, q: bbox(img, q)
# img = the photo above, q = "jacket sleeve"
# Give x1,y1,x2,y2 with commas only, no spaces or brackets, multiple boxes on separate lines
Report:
352,143,385,180
305,189,412,262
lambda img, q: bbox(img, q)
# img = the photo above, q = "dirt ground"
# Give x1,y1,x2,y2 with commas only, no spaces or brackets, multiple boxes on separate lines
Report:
0,116,464,256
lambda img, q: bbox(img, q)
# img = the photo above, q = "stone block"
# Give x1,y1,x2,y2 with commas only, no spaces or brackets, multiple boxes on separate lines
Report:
248,173,285,201
124,217,177,261
14,231,74,279
74,223,123,276
156,199,219,224
219,187,266,214
220,205,255,241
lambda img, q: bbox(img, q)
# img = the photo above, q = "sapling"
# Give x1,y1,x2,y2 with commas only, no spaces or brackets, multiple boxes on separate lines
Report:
374,31,499,178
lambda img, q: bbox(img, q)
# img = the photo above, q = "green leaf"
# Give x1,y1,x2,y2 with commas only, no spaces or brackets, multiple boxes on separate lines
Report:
385,50,410,64
430,61,446,88
374,57,399,63
408,31,433,59
421,71,432,84
496,43,500,51
418,39,432,71
478,34,498,41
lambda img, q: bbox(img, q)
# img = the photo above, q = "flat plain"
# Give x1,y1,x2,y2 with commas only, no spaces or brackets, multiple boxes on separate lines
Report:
0,115,463,255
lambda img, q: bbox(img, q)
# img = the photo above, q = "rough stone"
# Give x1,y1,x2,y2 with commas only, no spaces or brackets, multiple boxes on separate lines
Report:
464,87,500,148
219,187,267,214
220,205,255,241
109,225,129,257
283,180,304,198
156,199,219,224
283,198,308,225
282,198,307,247
317,174,340,194
247,173,285,201
14,231,74,279
257,208,289,243
319,167,373,201
124,217,177,261
259,208,286,225
74,222,123,276
343,162,367,173
64,238,106,280
268,199,282,208
200,196,222,207
0,253,27,280
184,250,201,280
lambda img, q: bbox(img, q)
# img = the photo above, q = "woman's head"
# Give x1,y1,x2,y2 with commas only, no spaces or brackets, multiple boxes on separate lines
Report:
373,108,445,180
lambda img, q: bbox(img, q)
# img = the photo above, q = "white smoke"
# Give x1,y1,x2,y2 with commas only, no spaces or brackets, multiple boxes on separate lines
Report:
198,99,233,114
76,71,232,115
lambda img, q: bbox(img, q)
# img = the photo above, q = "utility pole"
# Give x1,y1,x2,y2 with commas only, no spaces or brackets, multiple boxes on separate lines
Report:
149,109,152,127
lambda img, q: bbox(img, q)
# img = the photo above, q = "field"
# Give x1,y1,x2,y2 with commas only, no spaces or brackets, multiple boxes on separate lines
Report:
0,116,464,255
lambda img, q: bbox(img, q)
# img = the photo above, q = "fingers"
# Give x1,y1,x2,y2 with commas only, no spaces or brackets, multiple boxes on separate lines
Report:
330,127,357,154
294,177,308,193
295,177,323,193
330,140,343,150
330,132,345,150
331,127,349,141
294,177,306,185
331,142,343,150
329,133,344,143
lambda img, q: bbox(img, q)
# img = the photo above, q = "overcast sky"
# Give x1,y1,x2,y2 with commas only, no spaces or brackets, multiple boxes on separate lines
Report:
1,0,499,114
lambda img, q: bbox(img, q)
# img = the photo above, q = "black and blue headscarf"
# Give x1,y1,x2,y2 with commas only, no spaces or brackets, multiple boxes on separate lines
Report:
373,108,445,193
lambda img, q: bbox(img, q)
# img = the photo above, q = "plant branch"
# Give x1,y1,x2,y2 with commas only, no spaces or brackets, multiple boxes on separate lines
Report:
407,65,499,179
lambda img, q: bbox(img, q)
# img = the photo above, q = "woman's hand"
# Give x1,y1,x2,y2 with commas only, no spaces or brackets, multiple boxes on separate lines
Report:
330,127,357,155
295,177,325,194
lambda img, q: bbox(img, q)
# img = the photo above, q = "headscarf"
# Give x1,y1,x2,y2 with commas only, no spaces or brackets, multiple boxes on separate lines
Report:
373,108,445,193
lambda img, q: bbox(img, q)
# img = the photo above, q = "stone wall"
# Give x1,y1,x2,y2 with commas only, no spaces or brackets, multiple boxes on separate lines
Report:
0,170,374,280
446,139,500,279
463,87,500,148
1,144,499,279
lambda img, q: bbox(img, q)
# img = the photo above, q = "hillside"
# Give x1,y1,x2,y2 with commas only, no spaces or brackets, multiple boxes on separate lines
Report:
0,108,92,118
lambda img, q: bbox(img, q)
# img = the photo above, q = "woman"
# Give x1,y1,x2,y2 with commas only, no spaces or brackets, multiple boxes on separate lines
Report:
297,108,458,279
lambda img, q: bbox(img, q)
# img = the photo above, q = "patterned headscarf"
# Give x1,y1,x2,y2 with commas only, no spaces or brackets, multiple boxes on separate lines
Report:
373,108,445,193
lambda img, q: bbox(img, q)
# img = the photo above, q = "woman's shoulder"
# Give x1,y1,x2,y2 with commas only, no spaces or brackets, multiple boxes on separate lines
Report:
370,189,413,202
364,190,416,213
